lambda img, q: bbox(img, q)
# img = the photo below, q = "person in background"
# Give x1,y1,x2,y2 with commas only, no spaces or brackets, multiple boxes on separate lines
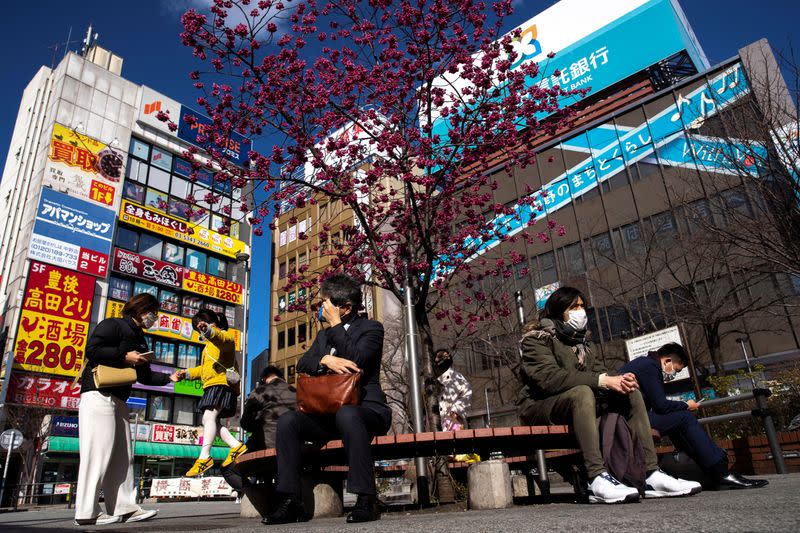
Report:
264,274,391,525
241,365,297,452
75,293,180,526
433,349,473,431
619,343,768,490
173,309,246,477
516,286,701,504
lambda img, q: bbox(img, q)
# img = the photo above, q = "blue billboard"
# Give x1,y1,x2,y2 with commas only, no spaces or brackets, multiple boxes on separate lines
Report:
178,106,252,165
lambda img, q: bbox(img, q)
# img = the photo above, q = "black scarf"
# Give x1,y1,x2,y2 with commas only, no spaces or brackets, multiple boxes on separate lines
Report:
541,318,589,368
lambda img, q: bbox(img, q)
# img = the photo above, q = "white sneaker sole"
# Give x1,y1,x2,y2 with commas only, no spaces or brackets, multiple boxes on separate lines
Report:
123,509,158,522
645,485,702,498
73,515,122,526
588,492,640,504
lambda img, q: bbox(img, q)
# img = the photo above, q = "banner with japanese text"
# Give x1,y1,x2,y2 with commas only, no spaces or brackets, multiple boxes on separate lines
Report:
44,123,124,208
105,300,241,350
13,261,94,377
119,199,247,260
111,248,183,289
183,270,243,305
150,477,234,498
7,372,82,409
30,188,115,277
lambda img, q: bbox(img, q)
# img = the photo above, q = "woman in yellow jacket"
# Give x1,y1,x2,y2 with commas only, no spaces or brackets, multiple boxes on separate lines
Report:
174,309,246,477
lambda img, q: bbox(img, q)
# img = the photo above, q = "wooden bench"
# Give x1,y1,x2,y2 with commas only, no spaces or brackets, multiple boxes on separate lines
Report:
236,426,582,517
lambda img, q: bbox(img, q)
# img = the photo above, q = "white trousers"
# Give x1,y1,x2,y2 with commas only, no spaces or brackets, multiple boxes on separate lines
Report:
75,391,141,520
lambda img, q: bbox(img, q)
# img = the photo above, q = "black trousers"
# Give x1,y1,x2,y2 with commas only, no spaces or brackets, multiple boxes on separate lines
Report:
649,410,727,473
275,401,391,496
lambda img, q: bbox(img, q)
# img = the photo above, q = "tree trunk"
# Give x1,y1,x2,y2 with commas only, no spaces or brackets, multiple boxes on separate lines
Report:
705,324,724,374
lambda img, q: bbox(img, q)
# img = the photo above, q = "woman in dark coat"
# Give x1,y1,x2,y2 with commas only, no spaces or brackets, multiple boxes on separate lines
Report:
74,293,180,525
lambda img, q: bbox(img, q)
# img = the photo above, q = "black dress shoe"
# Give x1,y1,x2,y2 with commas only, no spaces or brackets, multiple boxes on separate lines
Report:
346,494,381,523
716,472,769,490
261,496,309,525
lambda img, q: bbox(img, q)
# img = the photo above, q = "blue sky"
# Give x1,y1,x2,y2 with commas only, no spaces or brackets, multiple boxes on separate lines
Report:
0,0,798,368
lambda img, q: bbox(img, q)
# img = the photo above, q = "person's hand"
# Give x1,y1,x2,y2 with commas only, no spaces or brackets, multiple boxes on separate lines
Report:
321,299,343,327
125,351,150,367
605,373,639,394
170,370,186,382
686,399,701,411
321,354,360,374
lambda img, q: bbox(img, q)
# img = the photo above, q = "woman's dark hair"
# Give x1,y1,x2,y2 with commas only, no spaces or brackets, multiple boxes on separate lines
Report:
656,342,688,366
541,287,588,321
261,365,284,381
192,309,229,330
320,274,363,309
122,293,159,318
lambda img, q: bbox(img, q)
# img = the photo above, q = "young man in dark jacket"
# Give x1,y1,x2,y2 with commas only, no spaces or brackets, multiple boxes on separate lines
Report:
619,343,768,490
240,365,297,451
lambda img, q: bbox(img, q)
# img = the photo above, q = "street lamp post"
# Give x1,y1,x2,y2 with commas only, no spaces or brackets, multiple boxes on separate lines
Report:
236,252,251,438
484,386,494,428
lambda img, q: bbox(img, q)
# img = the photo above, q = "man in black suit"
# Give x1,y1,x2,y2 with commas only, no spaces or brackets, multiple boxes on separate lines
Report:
264,274,391,525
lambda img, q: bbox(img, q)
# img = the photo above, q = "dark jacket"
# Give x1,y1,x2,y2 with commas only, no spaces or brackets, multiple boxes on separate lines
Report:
240,378,296,451
516,321,607,419
618,353,688,415
80,316,170,401
298,315,388,407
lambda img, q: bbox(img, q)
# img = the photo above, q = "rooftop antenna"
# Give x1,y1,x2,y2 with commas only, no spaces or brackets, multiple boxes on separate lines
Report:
80,23,98,56
48,27,80,68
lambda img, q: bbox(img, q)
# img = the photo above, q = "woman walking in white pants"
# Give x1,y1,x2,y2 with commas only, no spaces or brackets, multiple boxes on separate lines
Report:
75,293,180,525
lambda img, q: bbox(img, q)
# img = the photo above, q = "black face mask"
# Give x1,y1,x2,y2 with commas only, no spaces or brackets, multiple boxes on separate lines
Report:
435,358,452,372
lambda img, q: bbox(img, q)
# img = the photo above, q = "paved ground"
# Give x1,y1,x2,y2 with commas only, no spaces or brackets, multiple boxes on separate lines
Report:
1,473,798,532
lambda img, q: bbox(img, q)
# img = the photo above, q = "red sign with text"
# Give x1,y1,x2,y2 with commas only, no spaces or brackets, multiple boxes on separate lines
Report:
8,372,82,410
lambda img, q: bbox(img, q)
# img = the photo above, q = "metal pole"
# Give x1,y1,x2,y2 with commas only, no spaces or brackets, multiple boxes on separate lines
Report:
240,261,250,432
514,291,549,497
0,443,12,505
753,388,788,474
403,260,428,505
484,386,492,428
736,337,758,388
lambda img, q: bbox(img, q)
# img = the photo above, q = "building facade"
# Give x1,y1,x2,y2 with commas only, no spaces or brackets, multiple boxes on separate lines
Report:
0,41,253,497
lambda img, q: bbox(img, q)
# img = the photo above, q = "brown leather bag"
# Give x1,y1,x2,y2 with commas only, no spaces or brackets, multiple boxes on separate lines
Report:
296,372,361,414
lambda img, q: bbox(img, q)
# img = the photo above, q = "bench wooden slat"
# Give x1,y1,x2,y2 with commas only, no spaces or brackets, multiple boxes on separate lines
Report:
511,426,532,436
473,428,494,438
433,431,455,441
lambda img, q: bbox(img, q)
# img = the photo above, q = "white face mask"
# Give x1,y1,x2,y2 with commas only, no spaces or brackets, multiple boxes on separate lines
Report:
566,309,588,331
140,312,157,329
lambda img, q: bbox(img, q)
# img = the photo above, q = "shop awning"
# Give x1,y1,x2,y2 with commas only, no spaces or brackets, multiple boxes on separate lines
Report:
47,437,230,461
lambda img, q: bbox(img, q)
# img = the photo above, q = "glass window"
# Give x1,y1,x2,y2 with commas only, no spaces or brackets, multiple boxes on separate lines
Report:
147,395,172,422
138,233,163,260
173,158,194,178
278,295,286,312
115,226,138,251
152,339,175,365
539,252,557,285
277,330,286,349
133,281,158,298
182,295,203,317
193,185,211,209
207,256,227,278
591,233,614,267
170,177,190,199
145,187,169,212
278,261,287,279
194,167,214,188
288,327,296,347
163,242,184,265
298,323,307,344
211,215,227,233
147,166,171,192
150,147,173,171
174,397,196,425
159,289,180,313
122,181,145,203
125,158,148,183
130,138,149,160
205,301,224,315
224,306,236,326
178,344,200,368
168,197,191,220
185,249,207,272
287,365,296,384
564,243,585,275
128,391,147,414
109,276,132,301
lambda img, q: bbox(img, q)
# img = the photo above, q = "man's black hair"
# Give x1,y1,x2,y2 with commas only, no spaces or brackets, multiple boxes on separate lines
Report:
261,365,284,381
656,342,688,366
320,273,363,309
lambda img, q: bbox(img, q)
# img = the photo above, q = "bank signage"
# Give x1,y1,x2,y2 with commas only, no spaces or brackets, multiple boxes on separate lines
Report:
30,188,115,277
51,416,80,437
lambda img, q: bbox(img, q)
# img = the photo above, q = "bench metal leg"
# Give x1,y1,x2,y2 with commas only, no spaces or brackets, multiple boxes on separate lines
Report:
534,449,550,497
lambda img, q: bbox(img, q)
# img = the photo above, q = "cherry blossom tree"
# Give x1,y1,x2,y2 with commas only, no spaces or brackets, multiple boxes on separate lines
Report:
174,0,581,429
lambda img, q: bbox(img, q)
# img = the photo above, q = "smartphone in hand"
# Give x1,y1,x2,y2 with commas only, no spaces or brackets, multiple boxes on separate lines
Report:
139,351,155,361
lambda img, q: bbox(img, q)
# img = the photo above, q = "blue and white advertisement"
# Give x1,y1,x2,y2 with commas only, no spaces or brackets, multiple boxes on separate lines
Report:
29,188,116,277
430,0,709,139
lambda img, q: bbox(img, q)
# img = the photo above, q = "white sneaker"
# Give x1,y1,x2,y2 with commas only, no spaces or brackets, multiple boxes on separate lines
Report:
121,508,158,522
588,472,640,504
73,513,122,526
645,469,702,498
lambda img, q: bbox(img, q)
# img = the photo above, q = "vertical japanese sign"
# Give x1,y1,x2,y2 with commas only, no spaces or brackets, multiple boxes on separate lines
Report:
13,261,95,377
29,188,116,277
44,123,124,208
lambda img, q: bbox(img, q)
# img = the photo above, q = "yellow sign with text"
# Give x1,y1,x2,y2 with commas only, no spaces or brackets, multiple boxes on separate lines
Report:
183,271,243,305
105,300,241,350
14,311,87,377
119,200,247,260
